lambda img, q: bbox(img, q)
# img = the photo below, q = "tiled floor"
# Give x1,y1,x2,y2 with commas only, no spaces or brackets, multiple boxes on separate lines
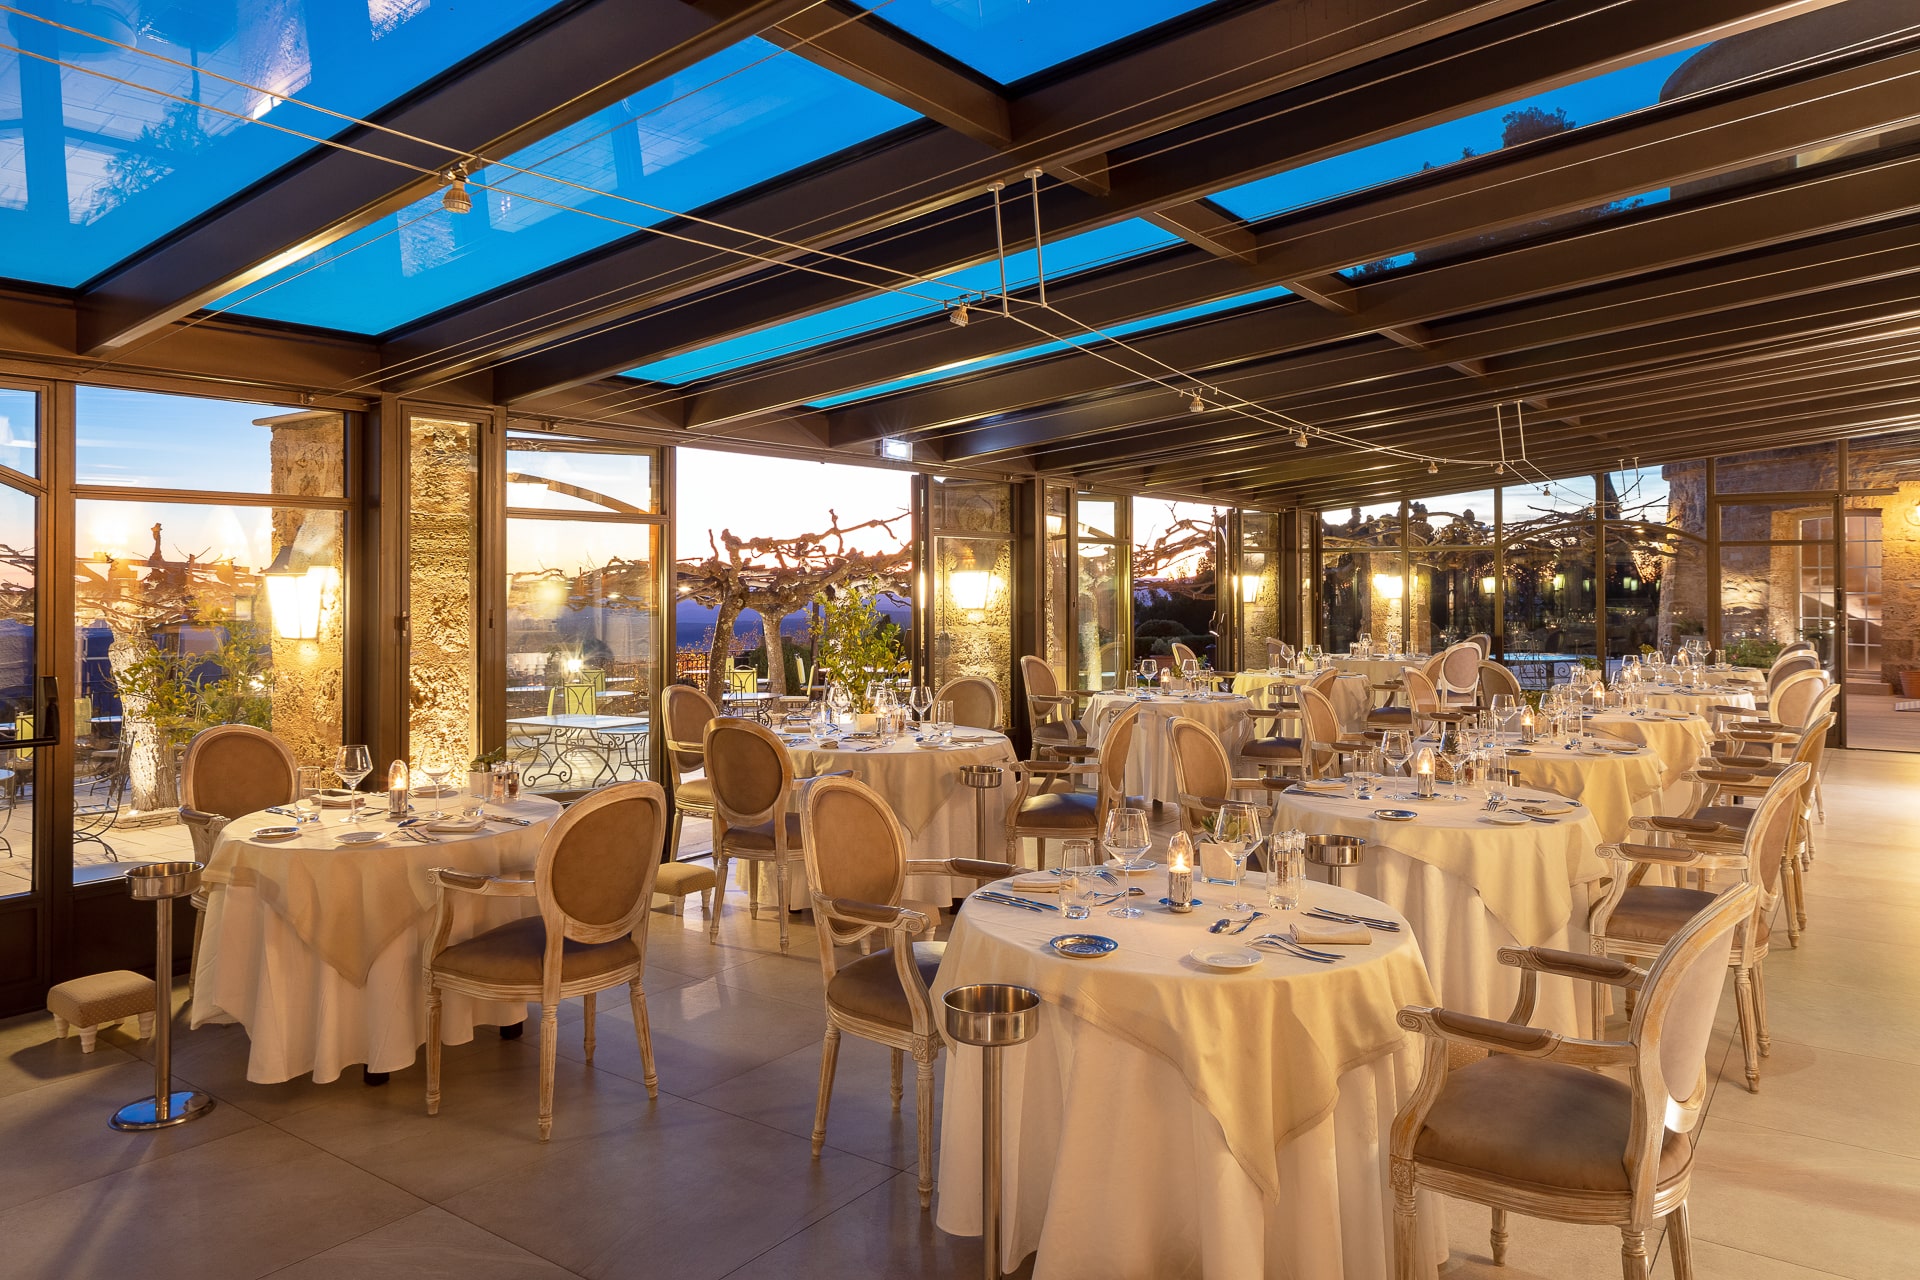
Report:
0,748,1913,1278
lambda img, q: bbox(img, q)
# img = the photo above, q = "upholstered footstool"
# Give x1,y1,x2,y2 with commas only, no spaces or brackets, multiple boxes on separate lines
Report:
656,861,717,917
48,971,155,1052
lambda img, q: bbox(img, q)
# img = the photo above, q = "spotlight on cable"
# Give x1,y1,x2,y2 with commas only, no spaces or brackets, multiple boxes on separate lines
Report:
442,166,472,215
1495,462,1506,475
1295,431,1309,449
949,302,971,328
1427,460,1438,474
1188,392,1205,413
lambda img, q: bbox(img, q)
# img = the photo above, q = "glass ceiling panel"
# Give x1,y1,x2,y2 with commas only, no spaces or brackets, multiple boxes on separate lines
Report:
0,0,557,287
809,283,1293,407
219,40,919,334
628,218,1181,384
1211,48,1699,223
863,0,1220,85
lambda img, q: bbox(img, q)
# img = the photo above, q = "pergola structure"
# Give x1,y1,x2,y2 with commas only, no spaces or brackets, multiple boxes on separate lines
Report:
1,0,1915,517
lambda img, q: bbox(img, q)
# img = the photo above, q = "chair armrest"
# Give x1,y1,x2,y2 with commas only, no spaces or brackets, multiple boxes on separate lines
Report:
1603,841,1706,866
664,738,705,757
1046,743,1101,760
1398,1005,1633,1068
1641,815,1733,836
815,896,929,935
1687,768,1761,785
1499,946,1645,991
1014,760,1076,775
907,857,1019,882
1029,694,1075,712
431,868,537,897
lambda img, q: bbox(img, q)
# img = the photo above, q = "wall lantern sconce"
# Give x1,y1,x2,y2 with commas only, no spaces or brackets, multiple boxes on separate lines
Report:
948,546,1000,621
1552,572,1567,592
1240,574,1260,604
1371,573,1404,600
1479,575,1496,595
263,547,338,641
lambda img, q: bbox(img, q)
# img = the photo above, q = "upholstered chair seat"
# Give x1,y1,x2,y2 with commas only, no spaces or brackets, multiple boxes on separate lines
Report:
674,777,713,809
825,942,946,1026
1413,1054,1693,1193
1013,790,1099,828
722,812,806,852
432,917,640,985
1241,735,1304,759
1602,887,1718,945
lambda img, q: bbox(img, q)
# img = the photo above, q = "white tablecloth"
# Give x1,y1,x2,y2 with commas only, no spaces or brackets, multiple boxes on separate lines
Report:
1584,711,1714,811
1268,785,1607,1037
744,732,1017,907
1331,654,1428,687
1086,693,1252,806
191,796,564,1084
1232,671,1372,734
1643,686,1753,718
934,877,1447,1279
1499,738,1667,842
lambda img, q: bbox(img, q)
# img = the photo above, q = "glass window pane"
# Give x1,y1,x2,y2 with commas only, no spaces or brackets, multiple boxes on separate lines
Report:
932,531,1013,716
0,481,34,900
224,41,920,333
1134,499,1222,667
1077,499,1117,542
507,436,656,514
410,417,478,770
1719,500,1836,543
1044,486,1070,680
1410,492,1494,651
1720,541,1832,667
0,0,560,286
506,519,657,793
0,386,38,477
1320,503,1402,653
73,498,343,875
76,387,343,496
866,0,1219,84
1075,541,1122,689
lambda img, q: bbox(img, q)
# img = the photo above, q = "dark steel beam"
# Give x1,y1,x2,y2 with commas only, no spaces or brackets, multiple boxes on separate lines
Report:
838,149,1920,443
74,0,820,356
456,0,1836,400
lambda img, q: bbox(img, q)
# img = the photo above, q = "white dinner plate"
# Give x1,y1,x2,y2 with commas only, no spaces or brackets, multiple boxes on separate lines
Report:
335,831,385,845
1105,859,1158,875
252,825,299,841
1481,811,1531,826
1189,945,1262,972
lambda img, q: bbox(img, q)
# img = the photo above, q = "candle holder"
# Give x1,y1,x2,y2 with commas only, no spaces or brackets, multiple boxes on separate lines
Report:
387,760,409,817
1413,746,1437,799
1519,711,1537,744
1166,832,1194,912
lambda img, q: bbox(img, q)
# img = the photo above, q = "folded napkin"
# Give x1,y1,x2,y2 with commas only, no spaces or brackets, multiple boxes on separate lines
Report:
426,815,486,834
1293,921,1371,946
1010,874,1061,892
314,790,361,808
1296,779,1346,793
1519,800,1576,816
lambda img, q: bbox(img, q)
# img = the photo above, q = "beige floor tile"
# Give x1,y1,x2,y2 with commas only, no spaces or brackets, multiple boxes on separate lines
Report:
1686,1116,1920,1279
710,951,832,1010
0,1006,141,1102
270,1206,584,1279
1685,1239,1853,1278
688,1034,945,1172
1434,1196,1675,1279
440,1093,894,1280
273,1033,663,1203
1707,1037,1920,1158
0,1125,424,1280
0,1058,258,1211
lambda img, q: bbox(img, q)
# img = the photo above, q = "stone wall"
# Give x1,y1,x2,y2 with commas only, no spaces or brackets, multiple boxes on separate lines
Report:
264,411,344,769
408,416,478,768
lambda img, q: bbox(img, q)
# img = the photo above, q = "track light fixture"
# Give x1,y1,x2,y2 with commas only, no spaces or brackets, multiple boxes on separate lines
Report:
1427,460,1438,474
949,302,970,328
1495,462,1505,475
1295,431,1309,448
1189,392,1205,413
442,165,472,215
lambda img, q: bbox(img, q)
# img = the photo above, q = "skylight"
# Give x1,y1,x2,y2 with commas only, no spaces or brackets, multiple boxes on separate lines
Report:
0,0,559,287
861,0,1222,84
628,219,1182,385
216,40,920,334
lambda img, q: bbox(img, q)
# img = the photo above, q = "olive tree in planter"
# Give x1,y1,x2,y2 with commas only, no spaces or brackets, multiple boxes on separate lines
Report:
809,579,906,714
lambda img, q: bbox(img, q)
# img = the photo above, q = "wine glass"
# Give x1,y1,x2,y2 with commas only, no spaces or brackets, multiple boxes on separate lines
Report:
1102,807,1150,918
828,682,852,725
334,744,371,824
1137,657,1156,697
1380,729,1412,780
1489,693,1519,738
421,754,452,818
1216,802,1263,912
1434,722,1463,789
909,685,934,725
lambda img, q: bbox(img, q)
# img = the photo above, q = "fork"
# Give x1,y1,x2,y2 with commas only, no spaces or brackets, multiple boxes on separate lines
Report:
1252,935,1338,963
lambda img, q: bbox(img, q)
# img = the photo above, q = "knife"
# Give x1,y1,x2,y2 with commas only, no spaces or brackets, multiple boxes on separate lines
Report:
972,891,1051,913
1305,907,1400,932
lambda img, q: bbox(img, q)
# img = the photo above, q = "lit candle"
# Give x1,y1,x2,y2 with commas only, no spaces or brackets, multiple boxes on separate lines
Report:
1167,833,1194,913
1414,746,1437,799
1520,705,1536,743
388,759,410,817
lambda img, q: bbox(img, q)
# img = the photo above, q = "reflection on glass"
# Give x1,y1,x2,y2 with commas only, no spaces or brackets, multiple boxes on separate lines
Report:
411,417,478,770
0,480,33,899
225,41,920,332
77,386,343,496
1236,510,1279,666
1075,541,1122,689
1134,498,1220,667
930,479,1013,713
73,497,343,876
866,0,1216,84
1044,487,1070,682
0,387,38,477
1320,504,1400,652
506,518,657,793
507,436,655,513
1410,493,1494,650
1500,480,1597,658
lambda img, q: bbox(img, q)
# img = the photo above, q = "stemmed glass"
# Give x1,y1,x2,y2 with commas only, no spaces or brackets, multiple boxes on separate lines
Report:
909,685,933,725
1216,802,1263,912
1137,657,1156,697
827,682,852,726
1434,722,1463,790
1489,693,1519,739
1101,807,1150,918
334,744,371,824
421,754,452,819
1380,729,1412,780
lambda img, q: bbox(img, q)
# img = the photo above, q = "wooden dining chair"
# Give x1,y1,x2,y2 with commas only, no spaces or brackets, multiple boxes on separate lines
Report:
1168,717,1272,838
1300,684,1373,778
1591,763,1806,1093
800,775,1015,1210
1003,702,1141,867
1437,641,1483,708
1170,641,1198,668
935,675,1001,730
424,781,668,1140
705,716,835,954
661,684,719,860
1391,881,1756,1280
179,724,300,997
1478,660,1523,703
1021,654,1088,759
1465,632,1493,659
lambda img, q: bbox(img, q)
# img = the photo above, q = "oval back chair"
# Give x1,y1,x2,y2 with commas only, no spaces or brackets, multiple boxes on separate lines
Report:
936,675,1002,730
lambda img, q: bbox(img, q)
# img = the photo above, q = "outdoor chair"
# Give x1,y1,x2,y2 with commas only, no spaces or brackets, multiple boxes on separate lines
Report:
72,740,131,863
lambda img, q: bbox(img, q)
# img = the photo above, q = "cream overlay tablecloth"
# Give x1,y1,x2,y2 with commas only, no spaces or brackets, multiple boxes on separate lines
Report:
1331,654,1428,687
192,796,562,1082
1583,711,1714,789
935,877,1444,1278
1086,692,1252,805
1499,737,1667,841
1644,686,1754,717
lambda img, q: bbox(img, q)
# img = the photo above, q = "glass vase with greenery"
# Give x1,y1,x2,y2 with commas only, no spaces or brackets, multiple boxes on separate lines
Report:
809,580,904,713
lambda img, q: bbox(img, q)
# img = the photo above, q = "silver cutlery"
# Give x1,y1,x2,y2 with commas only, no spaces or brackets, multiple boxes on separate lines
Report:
1229,910,1266,935
1252,935,1339,963
1304,907,1400,932
266,805,302,820
972,891,1050,913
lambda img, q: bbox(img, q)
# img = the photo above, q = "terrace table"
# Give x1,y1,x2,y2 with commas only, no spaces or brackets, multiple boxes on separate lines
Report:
1268,781,1608,1037
1496,736,1668,841
1232,669,1372,734
934,876,1445,1279
1084,691,1253,806
190,796,563,1083
506,713,650,788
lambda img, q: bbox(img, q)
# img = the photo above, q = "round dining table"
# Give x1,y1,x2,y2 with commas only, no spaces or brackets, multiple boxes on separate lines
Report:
1267,780,1608,1038
1499,736,1668,841
1330,653,1428,688
1642,684,1755,718
934,876,1446,1280
1085,691,1252,806
744,728,1018,907
1232,670,1372,734
191,794,564,1084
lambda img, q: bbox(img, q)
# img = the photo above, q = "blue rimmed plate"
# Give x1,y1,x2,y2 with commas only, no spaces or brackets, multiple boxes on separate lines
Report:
1049,934,1119,959
1372,808,1419,822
